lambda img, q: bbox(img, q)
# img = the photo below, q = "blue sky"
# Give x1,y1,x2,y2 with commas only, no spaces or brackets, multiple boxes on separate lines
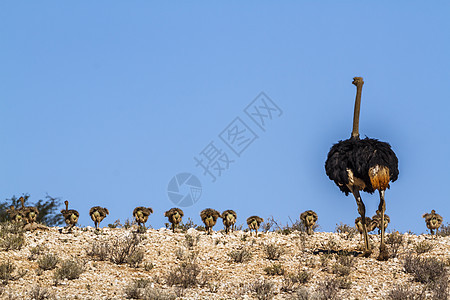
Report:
1,2,449,234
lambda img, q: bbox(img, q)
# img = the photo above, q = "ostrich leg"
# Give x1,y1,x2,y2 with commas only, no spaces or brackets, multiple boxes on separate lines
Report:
378,190,389,260
352,189,371,257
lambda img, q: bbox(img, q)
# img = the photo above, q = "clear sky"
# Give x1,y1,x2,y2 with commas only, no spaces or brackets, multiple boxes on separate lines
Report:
1,1,449,234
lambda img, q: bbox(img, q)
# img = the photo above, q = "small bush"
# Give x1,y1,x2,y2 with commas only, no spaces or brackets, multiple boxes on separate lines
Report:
88,233,144,266
29,245,49,261
166,260,201,288
0,221,25,251
125,279,150,299
29,285,55,300
387,284,425,300
127,249,145,268
437,223,450,237
386,231,403,258
184,234,199,249
335,276,352,289
414,240,434,254
251,279,274,300
228,248,252,263
282,269,311,292
335,223,357,240
264,243,283,260
38,254,59,270
264,263,285,276
316,277,339,300
54,258,85,281
86,241,110,261
403,254,447,284
0,260,27,284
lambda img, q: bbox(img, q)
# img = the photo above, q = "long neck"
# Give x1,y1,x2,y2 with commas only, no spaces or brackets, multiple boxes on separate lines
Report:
65,201,69,210
351,77,364,139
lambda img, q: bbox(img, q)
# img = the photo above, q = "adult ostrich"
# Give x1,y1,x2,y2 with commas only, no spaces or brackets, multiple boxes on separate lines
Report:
422,210,443,235
89,206,109,230
325,77,399,261
221,210,237,234
60,200,79,232
164,208,184,233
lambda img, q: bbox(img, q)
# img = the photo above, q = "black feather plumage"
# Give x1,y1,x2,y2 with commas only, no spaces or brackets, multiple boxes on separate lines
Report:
325,137,399,195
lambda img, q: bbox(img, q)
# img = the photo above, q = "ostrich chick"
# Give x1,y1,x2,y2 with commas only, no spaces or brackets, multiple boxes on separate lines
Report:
164,208,184,233
6,205,24,223
422,210,443,235
133,207,153,229
300,210,318,235
60,200,79,232
19,196,39,224
221,210,237,234
355,216,374,237
89,206,109,230
247,216,264,236
200,208,220,235
371,210,390,234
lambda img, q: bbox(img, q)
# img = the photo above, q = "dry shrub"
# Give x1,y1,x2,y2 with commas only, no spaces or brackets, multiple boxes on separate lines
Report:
0,221,25,251
28,245,49,261
437,223,450,237
316,277,339,300
403,254,447,284
264,243,283,260
166,260,201,288
387,284,425,300
228,248,252,263
87,233,144,267
29,285,55,300
413,240,434,254
0,260,27,284
264,263,285,276
335,222,357,240
54,258,85,281
251,279,274,300
37,253,59,270
386,231,403,258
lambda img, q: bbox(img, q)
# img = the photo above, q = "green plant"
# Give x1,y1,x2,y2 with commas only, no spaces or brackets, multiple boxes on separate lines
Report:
37,253,59,270
54,258,85,281
228,248,252,263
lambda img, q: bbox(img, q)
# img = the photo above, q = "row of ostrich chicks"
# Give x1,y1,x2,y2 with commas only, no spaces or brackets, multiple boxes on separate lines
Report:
5,197,444,238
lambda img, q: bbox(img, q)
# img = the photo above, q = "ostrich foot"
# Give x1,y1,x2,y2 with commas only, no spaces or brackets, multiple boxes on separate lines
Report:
377,245,389,261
